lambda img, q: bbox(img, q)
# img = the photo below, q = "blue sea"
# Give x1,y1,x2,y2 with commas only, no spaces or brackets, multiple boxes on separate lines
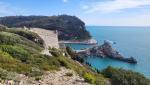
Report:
66,26,150,78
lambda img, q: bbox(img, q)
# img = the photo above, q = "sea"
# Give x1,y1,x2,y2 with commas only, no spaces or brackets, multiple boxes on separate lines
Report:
66,26,150,78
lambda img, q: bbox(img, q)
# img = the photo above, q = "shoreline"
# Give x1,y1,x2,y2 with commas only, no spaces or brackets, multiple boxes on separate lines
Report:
59,38,98,45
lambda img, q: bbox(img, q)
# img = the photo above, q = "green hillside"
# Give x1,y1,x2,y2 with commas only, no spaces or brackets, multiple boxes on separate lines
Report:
0,15,91,40
0,27,106,85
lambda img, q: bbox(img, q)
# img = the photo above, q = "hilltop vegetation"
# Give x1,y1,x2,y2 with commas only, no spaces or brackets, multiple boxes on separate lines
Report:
0,15,91,40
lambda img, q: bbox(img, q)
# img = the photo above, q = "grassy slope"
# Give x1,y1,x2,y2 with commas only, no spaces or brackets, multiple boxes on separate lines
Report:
0,29,107,85
49,48,107,85
0,30,43,75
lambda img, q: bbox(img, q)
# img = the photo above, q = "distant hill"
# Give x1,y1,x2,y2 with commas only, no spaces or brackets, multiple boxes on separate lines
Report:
0,15,91,40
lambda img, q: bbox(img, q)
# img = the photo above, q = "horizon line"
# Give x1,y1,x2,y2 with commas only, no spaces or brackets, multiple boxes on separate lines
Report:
86,25,150,27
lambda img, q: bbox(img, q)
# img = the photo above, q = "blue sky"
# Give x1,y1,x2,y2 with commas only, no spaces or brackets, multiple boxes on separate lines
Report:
0,0,150,26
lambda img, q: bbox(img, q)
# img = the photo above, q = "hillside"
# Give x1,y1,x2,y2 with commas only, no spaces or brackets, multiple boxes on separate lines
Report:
0,26,107,85
0,15,91,40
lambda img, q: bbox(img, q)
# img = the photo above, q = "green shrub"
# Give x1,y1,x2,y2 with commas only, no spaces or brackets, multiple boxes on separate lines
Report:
0,25,6,31
0,50,19,64
0,68,18,80
35,76,41,81
49,48,64,57
102,66,150,85
6,29,44,47
58,59,69,68
83,72,96,84
30,54,60,71
0,45,30,62
30,67,43,77
66,46,78,57
0,50,32,74
65,72,73,77
50,51,60,57
0,32,42,51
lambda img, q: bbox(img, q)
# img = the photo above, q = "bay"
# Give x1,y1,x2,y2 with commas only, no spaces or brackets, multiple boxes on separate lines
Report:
66,26,150,78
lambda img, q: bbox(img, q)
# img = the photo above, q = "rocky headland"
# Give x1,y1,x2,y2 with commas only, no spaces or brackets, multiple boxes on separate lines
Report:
0,15,91,40
77,41,137,64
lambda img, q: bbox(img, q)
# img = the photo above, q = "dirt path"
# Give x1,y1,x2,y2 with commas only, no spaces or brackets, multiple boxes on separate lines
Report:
32,67,90,85
0,68,91,85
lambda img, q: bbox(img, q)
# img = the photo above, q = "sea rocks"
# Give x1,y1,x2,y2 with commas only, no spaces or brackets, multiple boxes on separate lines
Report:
77,41,137,64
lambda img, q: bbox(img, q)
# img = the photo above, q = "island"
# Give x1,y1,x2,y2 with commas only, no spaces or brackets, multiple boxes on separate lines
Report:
77,41,137,64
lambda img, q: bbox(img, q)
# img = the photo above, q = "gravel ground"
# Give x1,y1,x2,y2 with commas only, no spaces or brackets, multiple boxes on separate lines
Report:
0,68,91,85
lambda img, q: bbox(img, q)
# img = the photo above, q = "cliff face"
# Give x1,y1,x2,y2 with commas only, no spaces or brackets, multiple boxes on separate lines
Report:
0,15,91,40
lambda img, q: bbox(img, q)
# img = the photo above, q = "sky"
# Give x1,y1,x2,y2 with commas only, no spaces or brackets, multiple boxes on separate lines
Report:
0,0,150,26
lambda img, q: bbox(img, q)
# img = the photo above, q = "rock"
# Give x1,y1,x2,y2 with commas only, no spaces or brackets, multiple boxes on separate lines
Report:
122,57,137,64
77,41,137,64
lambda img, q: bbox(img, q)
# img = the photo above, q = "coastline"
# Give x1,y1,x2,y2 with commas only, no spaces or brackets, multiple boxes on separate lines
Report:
59,38,98,45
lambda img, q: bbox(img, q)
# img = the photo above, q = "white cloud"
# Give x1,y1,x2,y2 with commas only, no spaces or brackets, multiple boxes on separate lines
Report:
63,0,68,3
0,2,28,16
82,0,150,13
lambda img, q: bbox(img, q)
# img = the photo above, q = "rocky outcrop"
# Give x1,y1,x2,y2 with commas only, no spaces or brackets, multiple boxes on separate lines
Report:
77,41,137,64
